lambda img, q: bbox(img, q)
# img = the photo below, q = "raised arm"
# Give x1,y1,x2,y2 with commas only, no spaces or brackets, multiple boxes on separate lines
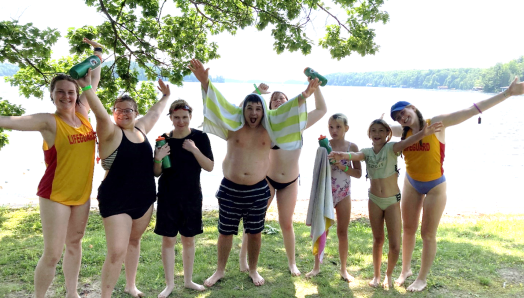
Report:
432,77,523,128
298,78,321,106
252,83,270,95
392,121,443,153
136,79,171,134
188,59,210,92
305,85,327,129
76,38,103,117
76,69,116,142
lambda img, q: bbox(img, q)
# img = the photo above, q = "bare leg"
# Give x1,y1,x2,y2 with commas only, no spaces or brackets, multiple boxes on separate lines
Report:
247,232,265,286
240,186,275,272
275,181,300,276
395,178,423,286
383,202,401,289
205,234,233,287
407,182,447,292
368,199,385,288
63,200,90,298
34,198,71,298
239,231,249,272
158,236,176,298
335,196,353,282
101,214,133,298
124,205,153,298
305,251,322,278
181,235,205,291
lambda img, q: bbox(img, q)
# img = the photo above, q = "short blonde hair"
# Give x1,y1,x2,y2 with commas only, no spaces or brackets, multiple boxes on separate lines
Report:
330,113,349,127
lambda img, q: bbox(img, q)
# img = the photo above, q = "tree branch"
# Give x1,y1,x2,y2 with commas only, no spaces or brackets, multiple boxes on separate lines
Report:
316,3,350,32
8,44,50,84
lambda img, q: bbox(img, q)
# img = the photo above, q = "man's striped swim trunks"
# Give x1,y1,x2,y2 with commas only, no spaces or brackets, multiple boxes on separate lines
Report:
216,178,270,235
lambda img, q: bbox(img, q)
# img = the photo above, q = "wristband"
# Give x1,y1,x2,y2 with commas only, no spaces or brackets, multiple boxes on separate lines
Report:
94,47,103,52
81,85,92,91
154,159,162,164
348,152,352,160
344,165,349,172
254,84,261,95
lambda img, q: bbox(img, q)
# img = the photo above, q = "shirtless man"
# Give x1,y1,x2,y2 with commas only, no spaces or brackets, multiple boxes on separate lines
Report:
188,59,319,286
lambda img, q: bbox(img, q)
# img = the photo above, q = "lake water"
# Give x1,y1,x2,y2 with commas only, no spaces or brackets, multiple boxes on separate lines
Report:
1,78,523,214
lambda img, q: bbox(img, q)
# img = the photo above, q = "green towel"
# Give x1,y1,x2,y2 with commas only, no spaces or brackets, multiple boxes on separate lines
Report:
202,81,308,150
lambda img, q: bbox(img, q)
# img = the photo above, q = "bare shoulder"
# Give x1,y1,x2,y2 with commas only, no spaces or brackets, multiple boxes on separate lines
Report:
349,141,359,151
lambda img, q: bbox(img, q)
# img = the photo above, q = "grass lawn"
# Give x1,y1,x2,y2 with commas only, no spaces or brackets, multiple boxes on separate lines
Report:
0,206,523,297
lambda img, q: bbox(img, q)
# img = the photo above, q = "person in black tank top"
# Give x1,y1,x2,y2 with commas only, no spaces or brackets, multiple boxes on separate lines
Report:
79,72,171,298
153,100,214,294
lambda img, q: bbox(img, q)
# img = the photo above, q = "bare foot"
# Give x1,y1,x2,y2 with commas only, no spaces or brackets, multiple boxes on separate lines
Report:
340,269,354,282
383,276,393,289
65,291,81,298
406,279,427,292
305,268,320,279
184,281,205,291
204,270,224,287
158,285,174,298
249,271,265,286
395,270,412,286
368,277,380,288
240,260,249,273
289,263,301,277
124,286,145,298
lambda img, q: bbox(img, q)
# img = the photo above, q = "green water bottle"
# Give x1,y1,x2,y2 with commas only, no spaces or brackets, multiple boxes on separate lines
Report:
155,137,171,169
69,55,102,79
304,67,328,86
318,135,335,164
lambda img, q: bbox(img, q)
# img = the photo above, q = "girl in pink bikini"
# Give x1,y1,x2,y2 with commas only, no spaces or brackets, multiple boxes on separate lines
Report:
306,113,362,281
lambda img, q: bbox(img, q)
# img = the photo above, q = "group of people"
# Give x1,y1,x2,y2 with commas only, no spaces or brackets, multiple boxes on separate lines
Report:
0,37,523,297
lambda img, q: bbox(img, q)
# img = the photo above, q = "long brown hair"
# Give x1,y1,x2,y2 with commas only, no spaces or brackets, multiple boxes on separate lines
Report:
401,106,425,146
269,92,288,110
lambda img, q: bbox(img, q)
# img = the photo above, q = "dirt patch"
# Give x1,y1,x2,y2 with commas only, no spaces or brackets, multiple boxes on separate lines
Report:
498,268,524,285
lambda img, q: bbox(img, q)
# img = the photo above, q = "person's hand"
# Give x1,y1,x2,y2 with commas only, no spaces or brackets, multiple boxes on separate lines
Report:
380,113,385,120
76,68,92,88
423,121,443,136
182,139,198,154
258,83,270,94
328,151,349,161
157,79,170,97
188,59,209,84
507,76,524,96
155,143,170,161
333,160,347,171
83,38,103,50
302,78,320,98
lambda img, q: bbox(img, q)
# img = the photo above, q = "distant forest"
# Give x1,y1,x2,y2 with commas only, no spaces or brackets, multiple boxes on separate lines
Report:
2,57,523,93
325,56,524,93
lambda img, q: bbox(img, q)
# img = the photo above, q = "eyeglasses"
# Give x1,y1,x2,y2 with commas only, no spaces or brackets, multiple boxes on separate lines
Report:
113,108,135,115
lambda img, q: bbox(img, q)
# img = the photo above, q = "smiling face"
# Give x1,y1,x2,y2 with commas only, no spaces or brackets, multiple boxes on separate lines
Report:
244,101,264,128
113,100,138,128
270,92,288,110
170,109,191,130
328,117,348,140
393,105,418,127
51,80,78,111
368,122,392,146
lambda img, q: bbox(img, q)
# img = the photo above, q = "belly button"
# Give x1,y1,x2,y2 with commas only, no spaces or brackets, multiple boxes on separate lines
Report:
244,173,248,175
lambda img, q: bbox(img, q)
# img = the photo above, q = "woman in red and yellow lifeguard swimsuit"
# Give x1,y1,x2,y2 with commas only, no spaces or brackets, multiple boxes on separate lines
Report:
0,39,101,298
390,77,524,292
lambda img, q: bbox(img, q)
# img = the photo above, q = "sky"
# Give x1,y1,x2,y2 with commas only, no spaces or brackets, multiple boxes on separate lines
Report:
2,0,524,83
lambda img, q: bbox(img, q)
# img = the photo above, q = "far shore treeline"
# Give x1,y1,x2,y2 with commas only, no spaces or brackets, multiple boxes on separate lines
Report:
3,56,523,92
325,56,524,92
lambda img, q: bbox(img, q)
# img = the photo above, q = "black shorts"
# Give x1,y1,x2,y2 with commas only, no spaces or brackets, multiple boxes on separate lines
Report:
216,178,270,235
100,202,153,220
154,194,203,238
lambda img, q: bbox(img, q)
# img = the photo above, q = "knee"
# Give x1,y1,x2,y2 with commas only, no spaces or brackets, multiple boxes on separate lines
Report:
65,235,84,253
162,237,176,249
337,227,348,239
279,221,294,233
128,238,140,248
403,224,418,236
421,230,437,243
247,233,261,242
373,234,385,246
108,249,126,264
389,242,400,255
41,251,62,267
181,237,194,248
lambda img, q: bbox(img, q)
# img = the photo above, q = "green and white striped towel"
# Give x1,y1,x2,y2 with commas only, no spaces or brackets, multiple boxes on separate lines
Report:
202,81,308,150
